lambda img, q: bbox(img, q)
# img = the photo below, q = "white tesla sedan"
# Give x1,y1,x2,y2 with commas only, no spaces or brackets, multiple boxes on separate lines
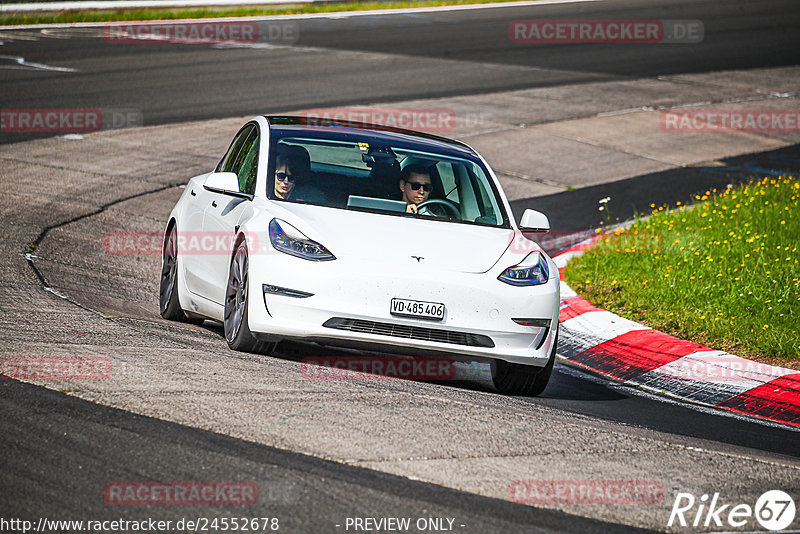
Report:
160,116,559,395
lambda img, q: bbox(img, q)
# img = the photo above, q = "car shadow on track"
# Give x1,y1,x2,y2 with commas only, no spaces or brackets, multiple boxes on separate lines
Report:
197,320,629,403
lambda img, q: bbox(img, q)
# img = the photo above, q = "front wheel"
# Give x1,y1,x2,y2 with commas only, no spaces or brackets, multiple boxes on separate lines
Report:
492,331,558,396
160,224,202,324
224,240,277,355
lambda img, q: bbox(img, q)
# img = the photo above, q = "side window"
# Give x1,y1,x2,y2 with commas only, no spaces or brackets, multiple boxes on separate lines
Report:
436,162,460,203
468,164,500,225
453,162,498,225
233,128,259,194
217,124,255,173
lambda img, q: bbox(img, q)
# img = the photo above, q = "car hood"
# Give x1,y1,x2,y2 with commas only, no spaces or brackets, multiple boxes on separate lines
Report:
269,203,525,273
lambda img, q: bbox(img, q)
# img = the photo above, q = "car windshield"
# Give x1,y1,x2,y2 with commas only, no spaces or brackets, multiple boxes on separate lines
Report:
267,131,509,228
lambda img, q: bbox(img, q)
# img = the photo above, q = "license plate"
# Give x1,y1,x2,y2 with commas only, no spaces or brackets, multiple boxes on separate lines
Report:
390,298,445,321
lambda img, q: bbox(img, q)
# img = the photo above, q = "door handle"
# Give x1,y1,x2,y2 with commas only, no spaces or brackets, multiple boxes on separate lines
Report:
211,200,218,208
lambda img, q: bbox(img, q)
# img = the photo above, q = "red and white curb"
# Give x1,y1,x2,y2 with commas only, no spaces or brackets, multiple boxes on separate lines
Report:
553,237,800,429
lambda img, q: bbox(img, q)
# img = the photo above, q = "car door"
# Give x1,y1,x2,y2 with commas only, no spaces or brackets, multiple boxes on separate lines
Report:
183,124,254,301
201,123,260,304
180,176,218,299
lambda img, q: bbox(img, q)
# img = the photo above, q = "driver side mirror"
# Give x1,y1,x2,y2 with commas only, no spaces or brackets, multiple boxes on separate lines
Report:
203,172,252,200
519,209,550,232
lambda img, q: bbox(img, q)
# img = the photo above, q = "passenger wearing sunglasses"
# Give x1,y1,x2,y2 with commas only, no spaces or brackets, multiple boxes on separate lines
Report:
399,164,441,216
274,145,310,200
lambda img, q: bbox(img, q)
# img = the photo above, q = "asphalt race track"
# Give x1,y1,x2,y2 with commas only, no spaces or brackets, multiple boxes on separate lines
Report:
1,0,799,144
2,380,645,534
2,0,800,532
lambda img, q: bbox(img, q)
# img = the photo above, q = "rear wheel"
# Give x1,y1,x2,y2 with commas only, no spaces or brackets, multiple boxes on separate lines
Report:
492,331,558,396
224,240,277,355
160,224,202,324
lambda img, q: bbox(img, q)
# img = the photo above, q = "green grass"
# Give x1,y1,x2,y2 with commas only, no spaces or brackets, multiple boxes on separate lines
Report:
0,0,524,25
565,175,800,364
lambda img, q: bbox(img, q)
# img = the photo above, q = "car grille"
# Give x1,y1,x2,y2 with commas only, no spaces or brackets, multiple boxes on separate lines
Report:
322,318,494,348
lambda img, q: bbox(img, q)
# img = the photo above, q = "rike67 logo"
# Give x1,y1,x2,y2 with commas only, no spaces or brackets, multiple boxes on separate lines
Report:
668,490,796,531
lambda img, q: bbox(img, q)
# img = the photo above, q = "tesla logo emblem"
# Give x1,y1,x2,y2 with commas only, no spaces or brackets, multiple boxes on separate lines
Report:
411,256,424,262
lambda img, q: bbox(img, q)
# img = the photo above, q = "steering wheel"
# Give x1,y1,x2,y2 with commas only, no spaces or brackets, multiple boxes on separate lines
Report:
416,199,460,219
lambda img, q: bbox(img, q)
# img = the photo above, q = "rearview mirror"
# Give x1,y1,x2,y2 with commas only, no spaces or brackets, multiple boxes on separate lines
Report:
203,172,252,199
519,209,550,232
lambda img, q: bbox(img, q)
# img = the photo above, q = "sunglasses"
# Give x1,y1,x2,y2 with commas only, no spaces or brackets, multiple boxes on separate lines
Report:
407,182,432,192
275,172,295,183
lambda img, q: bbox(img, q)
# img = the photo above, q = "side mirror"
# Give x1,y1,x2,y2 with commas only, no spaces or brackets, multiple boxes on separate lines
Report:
519,209,550,232
203,172,252,199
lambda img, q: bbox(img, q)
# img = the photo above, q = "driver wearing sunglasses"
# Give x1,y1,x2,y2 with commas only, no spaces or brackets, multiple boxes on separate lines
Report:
399,164,439,216
274,145,310,200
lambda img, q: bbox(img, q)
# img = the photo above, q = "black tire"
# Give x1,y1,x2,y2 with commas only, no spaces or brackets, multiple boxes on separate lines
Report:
492,330,558,396
224,239,277,355
160,224,203,324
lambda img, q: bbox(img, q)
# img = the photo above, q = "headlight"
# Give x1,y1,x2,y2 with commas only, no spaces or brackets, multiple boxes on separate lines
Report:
498,252,549,286
269,219,335,261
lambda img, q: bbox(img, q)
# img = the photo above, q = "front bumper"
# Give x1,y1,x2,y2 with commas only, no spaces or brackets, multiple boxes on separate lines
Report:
246,250,560,367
